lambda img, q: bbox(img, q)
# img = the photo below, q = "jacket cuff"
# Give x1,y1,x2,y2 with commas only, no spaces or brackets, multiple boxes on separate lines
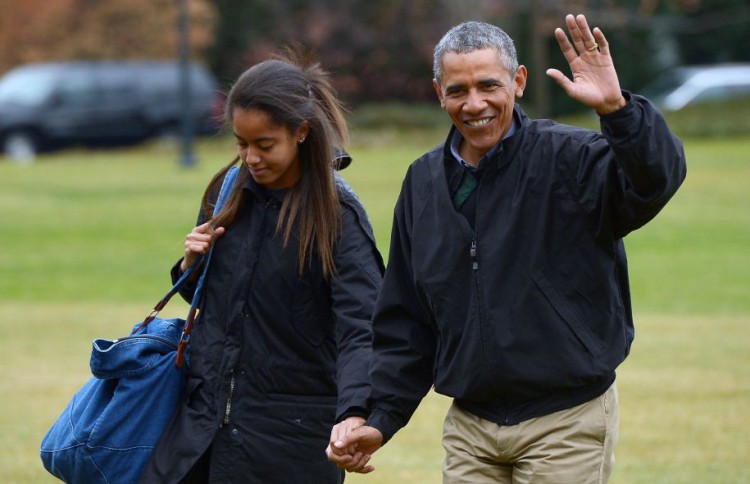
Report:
170,259,185,284
336,406,369,423
598,90,641,137
365,409,404,445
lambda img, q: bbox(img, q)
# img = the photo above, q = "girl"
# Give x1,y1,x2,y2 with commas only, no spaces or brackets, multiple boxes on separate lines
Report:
141,49,383,483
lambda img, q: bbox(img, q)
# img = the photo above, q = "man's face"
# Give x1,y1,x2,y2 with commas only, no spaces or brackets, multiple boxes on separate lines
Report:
433,48,527,166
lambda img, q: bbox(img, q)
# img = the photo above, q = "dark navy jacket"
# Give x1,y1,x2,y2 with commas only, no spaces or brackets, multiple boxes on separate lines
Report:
142,169,383,483
366,94,687,443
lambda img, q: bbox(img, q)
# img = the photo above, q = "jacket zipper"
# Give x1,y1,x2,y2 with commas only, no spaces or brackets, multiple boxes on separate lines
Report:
223,369,235,425
221,197,271,427
471,188,509,418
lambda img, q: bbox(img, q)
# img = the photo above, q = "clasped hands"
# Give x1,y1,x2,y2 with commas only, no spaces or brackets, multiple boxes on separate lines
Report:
326,417,383,474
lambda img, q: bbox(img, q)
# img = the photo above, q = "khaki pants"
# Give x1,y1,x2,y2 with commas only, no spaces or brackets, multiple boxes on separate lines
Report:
442,384,619,484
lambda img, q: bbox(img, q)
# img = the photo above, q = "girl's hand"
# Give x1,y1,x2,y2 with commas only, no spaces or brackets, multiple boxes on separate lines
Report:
179,222,225,272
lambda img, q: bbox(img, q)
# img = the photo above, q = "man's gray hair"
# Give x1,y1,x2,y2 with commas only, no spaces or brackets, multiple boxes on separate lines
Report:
433,21,518,83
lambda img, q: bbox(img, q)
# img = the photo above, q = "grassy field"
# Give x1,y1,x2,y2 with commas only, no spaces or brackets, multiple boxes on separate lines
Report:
1,128,749,483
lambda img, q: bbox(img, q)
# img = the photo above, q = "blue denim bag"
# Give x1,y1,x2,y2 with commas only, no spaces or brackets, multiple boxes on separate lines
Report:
40,166,239,483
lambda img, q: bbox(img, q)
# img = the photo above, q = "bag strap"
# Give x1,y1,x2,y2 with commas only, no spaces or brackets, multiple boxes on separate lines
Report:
135,165,240,368
175,165,240,367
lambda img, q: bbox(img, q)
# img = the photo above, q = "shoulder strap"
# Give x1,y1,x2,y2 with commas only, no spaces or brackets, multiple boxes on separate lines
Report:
214,165,240,216
174,165,239,366
134,166,240,360
182,164,239,303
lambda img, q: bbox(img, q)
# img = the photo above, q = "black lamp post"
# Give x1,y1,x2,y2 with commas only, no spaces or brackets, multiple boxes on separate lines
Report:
178,0,197,167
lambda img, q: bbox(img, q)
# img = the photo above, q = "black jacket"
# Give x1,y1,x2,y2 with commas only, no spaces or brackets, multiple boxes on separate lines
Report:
141,171,383,483
366,94,687,443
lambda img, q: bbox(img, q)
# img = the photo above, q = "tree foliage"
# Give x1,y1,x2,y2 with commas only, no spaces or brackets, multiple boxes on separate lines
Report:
0,0,747,113
206,0,461,102
206,0,749,112
0,0,216,74
670,0,750,65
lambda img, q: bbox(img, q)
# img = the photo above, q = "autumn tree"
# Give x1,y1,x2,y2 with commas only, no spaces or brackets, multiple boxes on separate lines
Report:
0,0,216,75
2,0,746,110
207,0,463,103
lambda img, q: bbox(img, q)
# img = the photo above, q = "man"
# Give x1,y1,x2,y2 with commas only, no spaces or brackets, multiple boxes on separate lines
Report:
328,14,686,483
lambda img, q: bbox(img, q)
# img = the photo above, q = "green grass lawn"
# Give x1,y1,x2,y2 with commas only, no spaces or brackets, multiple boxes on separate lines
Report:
1,130,748,483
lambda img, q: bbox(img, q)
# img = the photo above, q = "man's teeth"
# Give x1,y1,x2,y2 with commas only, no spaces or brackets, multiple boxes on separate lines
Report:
467,118,491,127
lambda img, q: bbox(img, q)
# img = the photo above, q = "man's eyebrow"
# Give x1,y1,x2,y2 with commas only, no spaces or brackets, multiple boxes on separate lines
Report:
445,77,503,93
478,77,503,85
444,83,465,93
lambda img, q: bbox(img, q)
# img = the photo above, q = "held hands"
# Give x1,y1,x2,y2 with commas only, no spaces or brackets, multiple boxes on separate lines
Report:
546,14,627,115
179,222,225,272
326,418,383,474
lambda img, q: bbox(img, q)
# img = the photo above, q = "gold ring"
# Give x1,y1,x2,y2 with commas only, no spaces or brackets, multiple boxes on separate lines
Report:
587,43,599,51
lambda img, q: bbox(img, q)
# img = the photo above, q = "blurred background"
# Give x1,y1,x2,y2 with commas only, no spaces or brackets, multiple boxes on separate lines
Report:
1,0,750,163
5,0,749,109
1,1,749,483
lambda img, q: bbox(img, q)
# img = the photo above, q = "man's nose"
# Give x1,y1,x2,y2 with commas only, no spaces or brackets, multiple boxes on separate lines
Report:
464,89,487,112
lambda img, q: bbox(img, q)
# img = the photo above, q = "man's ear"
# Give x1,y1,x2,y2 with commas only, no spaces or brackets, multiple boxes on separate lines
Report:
433,79,445,108
514,65,528,99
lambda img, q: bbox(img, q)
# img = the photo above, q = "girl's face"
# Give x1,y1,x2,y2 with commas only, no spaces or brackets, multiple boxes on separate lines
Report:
232,107,309,190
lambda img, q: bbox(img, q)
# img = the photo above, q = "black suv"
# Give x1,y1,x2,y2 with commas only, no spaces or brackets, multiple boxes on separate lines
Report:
0,60,223,161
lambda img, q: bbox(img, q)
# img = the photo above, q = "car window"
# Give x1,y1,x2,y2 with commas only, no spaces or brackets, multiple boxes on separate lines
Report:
727,83,750,98
0,68,58,106
693,85,729,103
693,83,750,103
96,67,137,101
641,70,690,100
56,70,99,106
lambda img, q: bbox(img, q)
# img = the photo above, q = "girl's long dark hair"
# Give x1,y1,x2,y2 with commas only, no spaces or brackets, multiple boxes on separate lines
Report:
201,47,348,278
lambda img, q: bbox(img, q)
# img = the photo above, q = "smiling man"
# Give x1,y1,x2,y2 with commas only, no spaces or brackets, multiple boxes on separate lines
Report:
435,45,526,167
328,14,687,483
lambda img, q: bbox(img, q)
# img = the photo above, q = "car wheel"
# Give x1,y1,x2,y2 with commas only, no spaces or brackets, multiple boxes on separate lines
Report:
3,131,39,163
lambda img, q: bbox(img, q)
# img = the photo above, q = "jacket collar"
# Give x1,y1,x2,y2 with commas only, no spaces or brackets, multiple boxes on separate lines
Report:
241,176,287,207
